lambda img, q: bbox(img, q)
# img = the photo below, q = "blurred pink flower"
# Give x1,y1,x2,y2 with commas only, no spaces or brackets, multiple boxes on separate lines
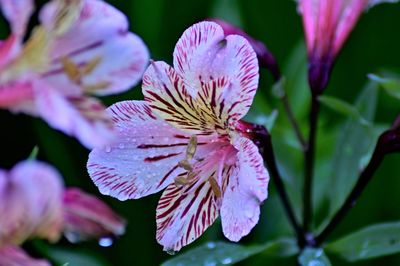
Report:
0,245,51,266
63,188,125,243
0,161,64,247
209,18,281,80
0,160,126,250
0,0,149,148
299,0,397,92
88,21,270,252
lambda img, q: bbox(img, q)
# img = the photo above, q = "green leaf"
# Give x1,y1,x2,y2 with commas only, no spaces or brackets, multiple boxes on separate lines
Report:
368,73,400,100
298,248,331,266
271,77,286,99
210,0,243,25
47,247,110,266
28,146,39,160
161,238,298,266
326,222,400,261
325,82,378,219
318,95,369,126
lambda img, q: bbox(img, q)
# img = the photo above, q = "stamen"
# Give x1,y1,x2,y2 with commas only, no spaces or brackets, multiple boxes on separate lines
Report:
174,176,189,186
61,57,81,83
83,81,111,92
82,56,102,75
208,177,221,198
186,135,197,160
178,160,193,171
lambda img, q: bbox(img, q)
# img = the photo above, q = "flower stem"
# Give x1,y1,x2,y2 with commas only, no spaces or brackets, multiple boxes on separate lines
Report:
263,131,306,246
314,147,384,245
303,94,320,233
315,119,400,245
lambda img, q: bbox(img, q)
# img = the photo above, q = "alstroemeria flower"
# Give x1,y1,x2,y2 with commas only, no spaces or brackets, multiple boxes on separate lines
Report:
0,0,149,148
299,0,398,92
0,161,64,247
63,188,126,243
0,245,51,266
209,18,281,80
88,21,270,252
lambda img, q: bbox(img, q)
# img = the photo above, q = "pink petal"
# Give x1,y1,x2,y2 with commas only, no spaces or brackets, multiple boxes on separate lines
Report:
9,161,64,243
0,161,64,246
88,100,197,201
0,246,51,266
34,80,114,149
0,79,35,111
63,188,126,243
40,0,149,95
221,137,269,242
156,179,219,252
173,21,259,122
0,0,33,37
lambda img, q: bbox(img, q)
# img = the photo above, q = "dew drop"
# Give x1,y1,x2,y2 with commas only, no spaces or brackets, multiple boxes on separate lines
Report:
206,242,216,249
105,146,112,153
98,237,113,247
165,249,176,255
118,143,125,149
203,260,217,266
244,209,253,218
221,257,233,265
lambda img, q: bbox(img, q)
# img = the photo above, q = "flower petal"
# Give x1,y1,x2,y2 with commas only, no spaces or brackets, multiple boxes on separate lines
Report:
0,246,51,266
0,0,33,37
173,21,259,121
34,80,114,149
41,0,149,95
221,137,269,242
0,161,64,246
156,179,219,252
63,188,126,243
87,100,213,201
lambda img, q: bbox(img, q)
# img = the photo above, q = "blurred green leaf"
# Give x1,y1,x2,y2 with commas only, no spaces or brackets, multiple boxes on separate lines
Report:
272,77,286,99
325,82,378,219
161,238,298,266
28,146,39,160
368,73,400,100
319,95,370,126
326,222,400,261
298,248,331,266
47,247,109,266
211,0,243,25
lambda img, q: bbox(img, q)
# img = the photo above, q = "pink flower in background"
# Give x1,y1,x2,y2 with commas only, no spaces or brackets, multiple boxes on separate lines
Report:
0,161,64,247
299,0,398,93
209,18,281,80
0,246,51,266
63,188,126,243
88,21,270,252
0,0,149,148
0,160,126,250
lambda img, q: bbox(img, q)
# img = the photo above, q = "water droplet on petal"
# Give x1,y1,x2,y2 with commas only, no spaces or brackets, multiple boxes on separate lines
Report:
206,242,216,249
119,143,125,149
98,237,113,247
245,209,253,218
221,257,232,265
64,231,82,243
105,146,112,153
165,248,176,255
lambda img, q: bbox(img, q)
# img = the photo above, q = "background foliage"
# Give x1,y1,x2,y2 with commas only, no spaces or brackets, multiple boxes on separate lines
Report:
1,0,399,265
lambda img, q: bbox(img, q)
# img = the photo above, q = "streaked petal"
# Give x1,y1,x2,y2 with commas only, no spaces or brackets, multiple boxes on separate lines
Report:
0,0,33,37
221,137,269,242
63,188,126,242
0,246,51,266
34,80,114,149
173,21,259,121
41,0,149,95
0,79,34,111
156,180,219,252
88,100,211,201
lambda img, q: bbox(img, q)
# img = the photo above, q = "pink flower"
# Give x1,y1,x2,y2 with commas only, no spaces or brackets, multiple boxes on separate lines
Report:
0,161,64,247
299,0,397,92
0,245,51,266
63,188,126,243
209,19,281,80
87,21,270,252
0,0,149,148
0,161,126,249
